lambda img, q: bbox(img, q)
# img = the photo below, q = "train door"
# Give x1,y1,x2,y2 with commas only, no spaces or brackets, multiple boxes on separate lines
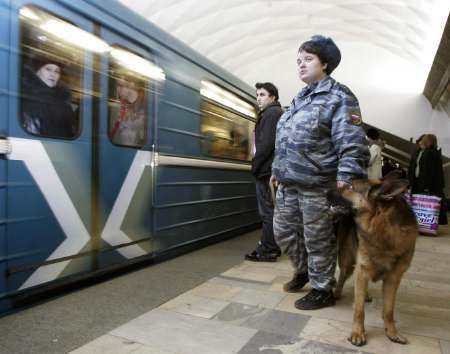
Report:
4,3,99,293
96,28,163,267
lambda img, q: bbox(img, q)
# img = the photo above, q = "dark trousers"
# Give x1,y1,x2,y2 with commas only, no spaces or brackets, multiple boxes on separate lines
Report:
255,176,280,255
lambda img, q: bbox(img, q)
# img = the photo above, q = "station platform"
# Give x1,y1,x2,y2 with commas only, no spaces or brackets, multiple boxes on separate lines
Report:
70,225,450,354
1,225,449,353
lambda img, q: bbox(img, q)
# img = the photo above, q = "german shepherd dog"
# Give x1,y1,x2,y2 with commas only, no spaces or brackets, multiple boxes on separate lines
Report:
330,175,418,346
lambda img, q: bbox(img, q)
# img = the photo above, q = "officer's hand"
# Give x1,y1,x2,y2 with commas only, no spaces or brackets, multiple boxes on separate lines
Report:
270,175,278,188
337,180,351,191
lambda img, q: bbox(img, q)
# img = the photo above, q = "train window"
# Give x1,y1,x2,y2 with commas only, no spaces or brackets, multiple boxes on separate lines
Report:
200,81,256,161
108,47,165,148
18,6,99,139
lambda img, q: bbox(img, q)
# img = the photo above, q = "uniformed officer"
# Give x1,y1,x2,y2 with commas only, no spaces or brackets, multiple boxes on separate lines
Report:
271,35,370,310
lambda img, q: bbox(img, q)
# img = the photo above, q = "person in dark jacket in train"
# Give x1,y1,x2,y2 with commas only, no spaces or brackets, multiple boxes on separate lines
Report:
245,82,283,262
21,57,75,138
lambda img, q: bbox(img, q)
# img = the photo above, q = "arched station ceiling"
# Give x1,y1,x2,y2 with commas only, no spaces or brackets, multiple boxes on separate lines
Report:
119,0,449,103
119,0,450,163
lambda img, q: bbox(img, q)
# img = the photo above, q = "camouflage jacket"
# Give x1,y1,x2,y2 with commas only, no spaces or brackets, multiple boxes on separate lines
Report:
272,76,369,187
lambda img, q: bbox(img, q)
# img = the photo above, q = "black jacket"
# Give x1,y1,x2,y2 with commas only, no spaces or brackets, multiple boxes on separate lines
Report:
21,66,75,138
408,147,445,195
251,101,282,178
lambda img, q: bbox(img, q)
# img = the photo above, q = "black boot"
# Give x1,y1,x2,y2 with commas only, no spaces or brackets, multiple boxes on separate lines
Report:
294,289,336,310
283,273,309,293
244,250,278,262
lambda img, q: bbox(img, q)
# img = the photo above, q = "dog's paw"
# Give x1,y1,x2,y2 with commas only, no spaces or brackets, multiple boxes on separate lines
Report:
348,331,367,346
387,332,408,344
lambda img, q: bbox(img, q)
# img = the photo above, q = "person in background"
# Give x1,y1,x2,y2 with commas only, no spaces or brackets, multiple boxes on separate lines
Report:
408,134,447,224
366,127,383,179
271,35,369,310
245,82,283,262
21,57,75,138
110,75,146,146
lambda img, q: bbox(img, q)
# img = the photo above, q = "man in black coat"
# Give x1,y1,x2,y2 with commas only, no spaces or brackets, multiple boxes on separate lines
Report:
245,82,283,262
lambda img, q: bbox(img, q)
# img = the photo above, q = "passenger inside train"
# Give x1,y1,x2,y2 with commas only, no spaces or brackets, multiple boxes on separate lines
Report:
21,57,76,138
19,6,83,139
109,73,147,147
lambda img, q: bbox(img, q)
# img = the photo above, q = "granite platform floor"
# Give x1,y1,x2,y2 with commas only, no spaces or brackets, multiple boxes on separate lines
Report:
71,224,450,354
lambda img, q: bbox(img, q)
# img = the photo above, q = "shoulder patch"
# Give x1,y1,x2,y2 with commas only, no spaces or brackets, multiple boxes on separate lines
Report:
350,111,362,125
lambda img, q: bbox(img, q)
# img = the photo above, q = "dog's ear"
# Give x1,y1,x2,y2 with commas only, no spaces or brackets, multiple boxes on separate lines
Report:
372,179,409,200
350,179,381,201
351,179,380,194
367,184,382,200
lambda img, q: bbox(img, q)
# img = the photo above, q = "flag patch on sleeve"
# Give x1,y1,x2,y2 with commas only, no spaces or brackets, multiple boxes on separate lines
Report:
350,113,362,125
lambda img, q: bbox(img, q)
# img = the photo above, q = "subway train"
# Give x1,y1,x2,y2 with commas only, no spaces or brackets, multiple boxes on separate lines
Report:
0,0,260,312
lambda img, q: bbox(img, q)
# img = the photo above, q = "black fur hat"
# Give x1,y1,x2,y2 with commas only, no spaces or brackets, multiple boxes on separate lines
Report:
31,55,66,72
299,35,341,75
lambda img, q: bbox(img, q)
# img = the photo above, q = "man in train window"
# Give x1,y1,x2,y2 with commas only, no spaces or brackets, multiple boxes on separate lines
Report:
110,74,147,147
245,82,283,262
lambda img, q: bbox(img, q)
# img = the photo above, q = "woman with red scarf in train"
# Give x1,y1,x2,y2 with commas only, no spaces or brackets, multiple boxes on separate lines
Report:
110,75,146,146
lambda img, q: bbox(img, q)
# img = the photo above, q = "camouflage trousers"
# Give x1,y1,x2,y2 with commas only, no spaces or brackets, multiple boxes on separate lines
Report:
273,183,336,291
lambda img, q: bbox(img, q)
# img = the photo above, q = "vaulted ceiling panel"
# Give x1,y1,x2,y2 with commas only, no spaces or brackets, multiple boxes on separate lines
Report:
119,0,448,107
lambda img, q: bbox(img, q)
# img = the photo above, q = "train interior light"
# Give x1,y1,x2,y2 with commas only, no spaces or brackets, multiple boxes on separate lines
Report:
200,80,255,118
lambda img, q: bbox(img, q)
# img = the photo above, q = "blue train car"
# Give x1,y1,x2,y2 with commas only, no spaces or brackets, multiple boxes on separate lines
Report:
0,0,259,312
